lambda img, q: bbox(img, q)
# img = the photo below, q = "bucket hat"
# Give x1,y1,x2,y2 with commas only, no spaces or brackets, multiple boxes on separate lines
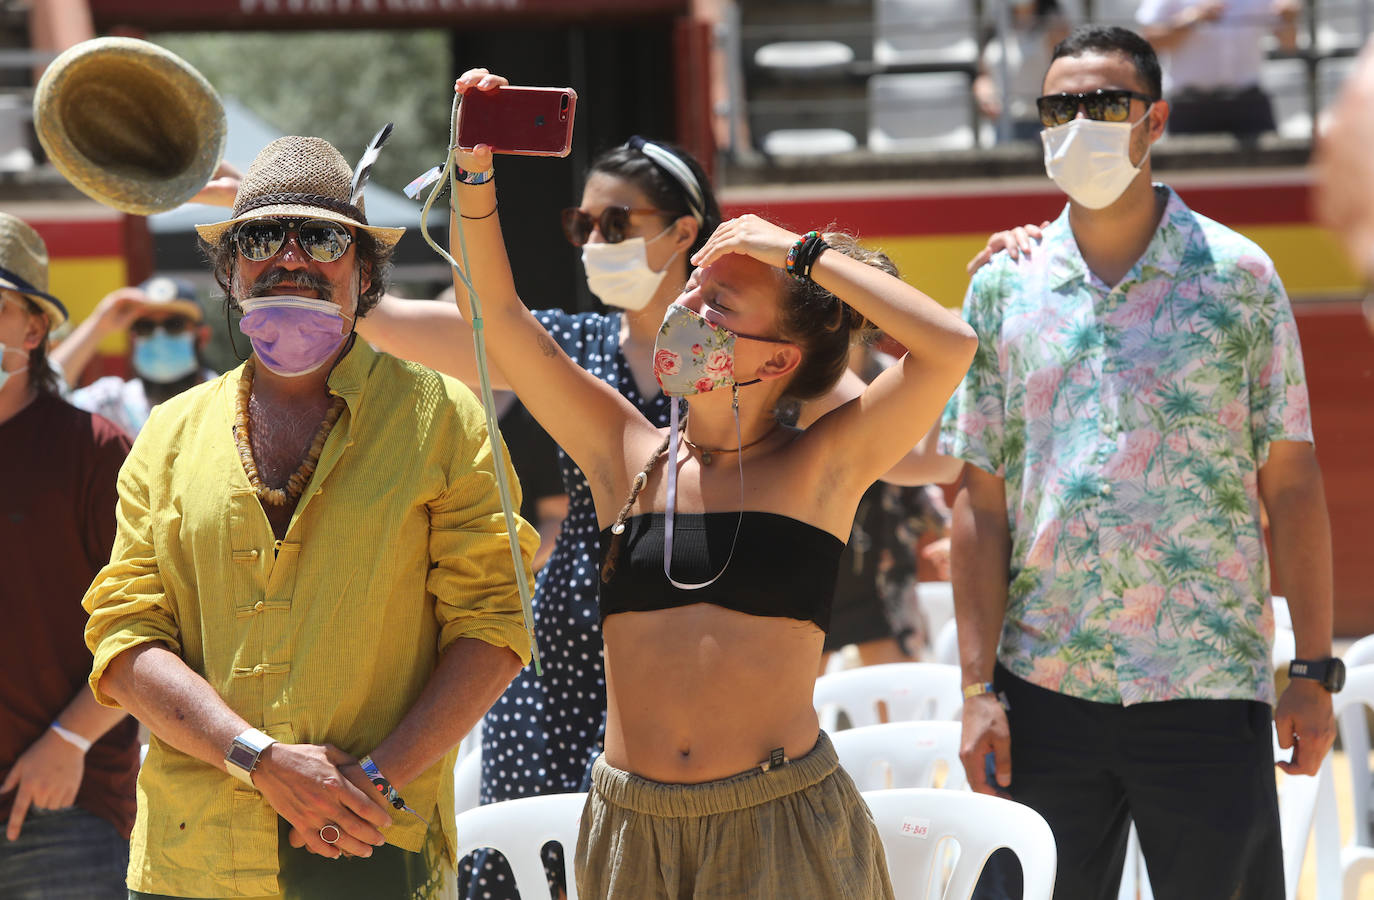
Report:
33,37,227,216
195,135,405,248
0,212,67,330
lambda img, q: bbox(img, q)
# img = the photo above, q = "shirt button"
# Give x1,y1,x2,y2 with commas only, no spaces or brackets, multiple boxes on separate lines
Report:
1101,484,1113,497
253,601,265,612
252,665,265,676
251,549,260,558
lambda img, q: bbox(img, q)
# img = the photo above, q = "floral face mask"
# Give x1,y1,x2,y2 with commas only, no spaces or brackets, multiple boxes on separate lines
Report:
651,302,790,398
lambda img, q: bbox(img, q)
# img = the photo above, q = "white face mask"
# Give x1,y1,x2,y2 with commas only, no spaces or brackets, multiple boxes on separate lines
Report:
582,227,679,311
1041,110,1152,210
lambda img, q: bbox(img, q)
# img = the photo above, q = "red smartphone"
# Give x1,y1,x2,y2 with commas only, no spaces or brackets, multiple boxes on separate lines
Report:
456,86,577,158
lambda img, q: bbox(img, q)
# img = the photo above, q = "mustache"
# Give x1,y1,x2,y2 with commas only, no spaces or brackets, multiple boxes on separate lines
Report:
245,268,334,301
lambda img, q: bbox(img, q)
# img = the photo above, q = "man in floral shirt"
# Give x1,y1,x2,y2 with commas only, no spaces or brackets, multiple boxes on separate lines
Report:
942,26,1337,900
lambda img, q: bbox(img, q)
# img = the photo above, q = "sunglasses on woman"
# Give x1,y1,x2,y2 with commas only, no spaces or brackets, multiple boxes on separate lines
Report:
561,206,665,247
130,316,193,337
1036,89,1155,128
233,218,354,263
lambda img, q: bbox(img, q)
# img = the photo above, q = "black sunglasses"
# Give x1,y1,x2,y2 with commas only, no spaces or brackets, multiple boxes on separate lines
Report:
561,206,665,247
233,217,354,263
1036,89,1155,128
130,316,193,337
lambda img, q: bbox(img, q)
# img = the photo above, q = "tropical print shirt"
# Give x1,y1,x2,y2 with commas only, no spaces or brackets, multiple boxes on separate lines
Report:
940,185,1313,706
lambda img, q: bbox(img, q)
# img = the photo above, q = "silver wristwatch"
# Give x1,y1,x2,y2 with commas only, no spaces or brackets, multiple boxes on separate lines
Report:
224,727,277,786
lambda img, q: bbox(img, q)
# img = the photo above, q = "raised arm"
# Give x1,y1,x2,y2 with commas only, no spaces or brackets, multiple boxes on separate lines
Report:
356,294,501,388
693,215,977,493
444,70,658,511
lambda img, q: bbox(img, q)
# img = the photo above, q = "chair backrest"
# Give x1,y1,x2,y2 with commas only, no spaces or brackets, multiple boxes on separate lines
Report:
1259,59,1314,140
873,0,978,67
934,618,960,666
1337,662,1374,848
868,73,976,153
454,743,481,817
1271,595,1297,670
1273,726,1342,900
862,788,1057,900
814,662,964,730
832,721,968,791
453,792,588,900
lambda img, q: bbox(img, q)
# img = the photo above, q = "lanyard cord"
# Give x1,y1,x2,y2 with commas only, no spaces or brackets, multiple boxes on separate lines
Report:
663,390,745,591
415,93,541,675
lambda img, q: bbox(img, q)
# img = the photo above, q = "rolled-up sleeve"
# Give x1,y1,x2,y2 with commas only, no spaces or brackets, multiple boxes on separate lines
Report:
428,409,537,665
83,424,182,708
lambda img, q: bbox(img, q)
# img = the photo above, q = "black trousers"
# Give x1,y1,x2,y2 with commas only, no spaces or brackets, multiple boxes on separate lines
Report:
973,665,1283,900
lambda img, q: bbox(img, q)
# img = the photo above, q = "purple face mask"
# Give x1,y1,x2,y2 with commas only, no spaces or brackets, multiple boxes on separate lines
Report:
238,295,352,376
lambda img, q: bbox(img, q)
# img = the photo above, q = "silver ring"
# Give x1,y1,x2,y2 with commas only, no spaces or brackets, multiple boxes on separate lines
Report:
319,823,341,845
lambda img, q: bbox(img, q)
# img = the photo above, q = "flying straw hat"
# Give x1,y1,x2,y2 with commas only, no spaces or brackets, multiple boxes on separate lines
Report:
194,135,405,247
0,212,68,330
33,36,227,216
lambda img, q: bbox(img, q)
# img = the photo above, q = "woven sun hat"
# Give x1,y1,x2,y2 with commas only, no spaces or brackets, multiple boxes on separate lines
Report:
133,276,204,323
194,136,406,248
0,212,67,331
33,37,227,216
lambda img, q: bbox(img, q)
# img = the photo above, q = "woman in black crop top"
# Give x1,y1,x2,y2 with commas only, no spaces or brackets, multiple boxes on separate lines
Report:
446,69,977,900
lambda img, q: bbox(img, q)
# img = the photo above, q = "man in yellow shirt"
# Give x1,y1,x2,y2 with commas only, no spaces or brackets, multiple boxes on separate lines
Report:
83,135,537,900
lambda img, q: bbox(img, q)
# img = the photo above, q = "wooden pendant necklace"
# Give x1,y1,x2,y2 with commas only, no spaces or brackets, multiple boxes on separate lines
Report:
233,358,346,507
682,423,779,466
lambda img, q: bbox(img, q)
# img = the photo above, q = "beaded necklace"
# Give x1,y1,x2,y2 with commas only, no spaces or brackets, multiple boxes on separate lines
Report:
233,358,346,507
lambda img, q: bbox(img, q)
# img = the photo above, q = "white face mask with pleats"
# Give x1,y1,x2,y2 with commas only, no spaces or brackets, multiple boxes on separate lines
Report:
1041,110,1152,210
0,343,26,393
582,225,678,311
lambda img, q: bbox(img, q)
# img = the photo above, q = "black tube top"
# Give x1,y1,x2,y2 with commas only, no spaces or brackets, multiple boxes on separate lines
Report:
597,511,844,632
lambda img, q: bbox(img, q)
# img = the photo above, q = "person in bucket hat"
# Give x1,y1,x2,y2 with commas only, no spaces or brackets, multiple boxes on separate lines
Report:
0,211,140,899
52,275,216,438
83,135,537,899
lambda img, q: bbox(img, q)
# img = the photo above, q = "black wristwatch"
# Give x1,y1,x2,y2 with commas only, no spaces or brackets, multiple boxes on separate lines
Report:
1288,657,1346,692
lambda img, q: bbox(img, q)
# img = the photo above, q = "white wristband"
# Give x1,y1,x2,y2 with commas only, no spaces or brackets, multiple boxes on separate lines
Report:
50,721,92,753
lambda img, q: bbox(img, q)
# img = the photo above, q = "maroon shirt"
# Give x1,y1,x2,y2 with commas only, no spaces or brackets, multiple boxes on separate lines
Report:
0,393,139,837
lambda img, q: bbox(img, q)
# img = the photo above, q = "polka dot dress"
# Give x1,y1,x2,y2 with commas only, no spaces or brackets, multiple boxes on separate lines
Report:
459,309,670,900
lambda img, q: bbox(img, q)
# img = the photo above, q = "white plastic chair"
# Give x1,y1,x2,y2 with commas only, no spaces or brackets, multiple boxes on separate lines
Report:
1336,664,1374,898
453,792,587,900
454,743,481,816
934,618,960,666
873,0,978,68
1273,720,1343,900
1342,642,1374,848
761,128,859,157
833,721,968,791
868,73,976,153
814,662,964,731
754,40,855,76
863,788,1057,899
918,581,955,650
1315,0,1373,53
1273,595,1297,671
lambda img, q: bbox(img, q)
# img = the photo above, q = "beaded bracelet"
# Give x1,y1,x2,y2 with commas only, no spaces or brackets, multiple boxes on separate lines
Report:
454,165,495,186
785,231,829,282
358,755,428,825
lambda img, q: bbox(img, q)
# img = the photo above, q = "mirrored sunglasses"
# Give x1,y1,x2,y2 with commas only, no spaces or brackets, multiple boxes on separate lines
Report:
1036,89,1155,129
561,206,664,247
130,316,193,337
232,218,354,263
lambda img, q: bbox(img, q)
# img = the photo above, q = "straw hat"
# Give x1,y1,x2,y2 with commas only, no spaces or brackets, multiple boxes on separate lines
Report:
194,136,405,247
0,212,67,331
33,37,227,216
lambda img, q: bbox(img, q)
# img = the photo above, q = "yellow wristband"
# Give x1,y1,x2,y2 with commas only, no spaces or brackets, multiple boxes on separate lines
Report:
963,682,996,700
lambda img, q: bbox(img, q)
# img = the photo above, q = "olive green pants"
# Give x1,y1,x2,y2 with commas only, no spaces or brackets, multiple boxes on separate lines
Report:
576,732,894,899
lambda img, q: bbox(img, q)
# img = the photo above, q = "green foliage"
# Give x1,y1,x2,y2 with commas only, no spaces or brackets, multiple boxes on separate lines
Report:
154,30,453,196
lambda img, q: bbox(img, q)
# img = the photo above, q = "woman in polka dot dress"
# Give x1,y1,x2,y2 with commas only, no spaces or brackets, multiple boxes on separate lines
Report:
360,136,721,898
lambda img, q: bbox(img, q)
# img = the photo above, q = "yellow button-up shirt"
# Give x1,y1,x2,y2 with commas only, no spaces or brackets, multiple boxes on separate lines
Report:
83,341,535,898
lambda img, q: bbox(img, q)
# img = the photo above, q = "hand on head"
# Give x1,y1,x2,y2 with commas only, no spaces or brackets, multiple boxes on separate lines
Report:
689,214,798,272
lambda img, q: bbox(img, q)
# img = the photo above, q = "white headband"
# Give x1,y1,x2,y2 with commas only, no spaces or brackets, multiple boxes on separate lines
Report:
627,136,705,226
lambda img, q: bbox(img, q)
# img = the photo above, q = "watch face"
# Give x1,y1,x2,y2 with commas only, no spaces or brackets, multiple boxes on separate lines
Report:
226,743,259,771
1328,658,1347,692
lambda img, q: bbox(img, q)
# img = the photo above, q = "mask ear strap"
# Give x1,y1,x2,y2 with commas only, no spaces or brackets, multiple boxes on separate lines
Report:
662,389,745,591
